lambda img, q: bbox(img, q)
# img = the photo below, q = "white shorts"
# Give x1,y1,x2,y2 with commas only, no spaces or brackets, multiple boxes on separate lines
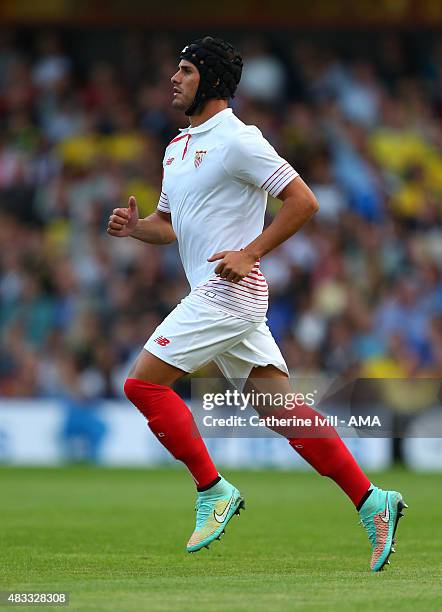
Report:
144,292,288,381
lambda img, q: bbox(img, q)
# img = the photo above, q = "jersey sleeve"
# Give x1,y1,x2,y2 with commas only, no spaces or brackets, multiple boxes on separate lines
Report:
220,126,298,197
157,189,170,213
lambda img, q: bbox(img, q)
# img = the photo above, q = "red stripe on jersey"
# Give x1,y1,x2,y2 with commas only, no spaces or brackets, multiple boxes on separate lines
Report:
261,163,289,190
208,292,268,311
239,276,268,289
236,285,269,295
237,287,269,295
207,281,269,303
196,294,268,320
268,167,293,192
208,278,269,297
182,134,191,159
167,134,190,146
200,292,268,314
239,277,268,288
246,271,267,282
266,166,292,193
166,133,192,160
270,169,297,195
211,276,268,290
209,277,268,291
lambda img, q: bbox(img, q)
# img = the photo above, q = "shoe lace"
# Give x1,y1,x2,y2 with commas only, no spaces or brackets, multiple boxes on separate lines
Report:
195,496,215,529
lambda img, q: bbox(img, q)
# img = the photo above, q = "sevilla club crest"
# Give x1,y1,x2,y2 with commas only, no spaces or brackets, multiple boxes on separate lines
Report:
194,150,207,168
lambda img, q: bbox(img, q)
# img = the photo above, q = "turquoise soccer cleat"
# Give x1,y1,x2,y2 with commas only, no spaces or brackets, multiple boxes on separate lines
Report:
187,476,245,553
359,486,408,571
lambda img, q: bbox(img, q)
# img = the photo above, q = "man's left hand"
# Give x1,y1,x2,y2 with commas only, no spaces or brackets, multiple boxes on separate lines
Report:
207,250,257,283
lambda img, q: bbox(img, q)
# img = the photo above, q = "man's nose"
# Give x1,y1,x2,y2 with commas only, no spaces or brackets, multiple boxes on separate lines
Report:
171,71,180,85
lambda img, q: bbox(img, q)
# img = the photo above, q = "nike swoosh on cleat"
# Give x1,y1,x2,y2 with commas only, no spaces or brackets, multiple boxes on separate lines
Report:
213,494,235,523
380,493,390,523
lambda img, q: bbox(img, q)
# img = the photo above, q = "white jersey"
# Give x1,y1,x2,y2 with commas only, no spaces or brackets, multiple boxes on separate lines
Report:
157,108,298,322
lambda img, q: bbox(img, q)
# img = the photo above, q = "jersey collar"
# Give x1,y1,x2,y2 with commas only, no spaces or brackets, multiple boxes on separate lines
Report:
179,108,232,135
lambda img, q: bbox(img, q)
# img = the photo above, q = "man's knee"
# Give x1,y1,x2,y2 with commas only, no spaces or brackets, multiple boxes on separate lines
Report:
127,349,185,387
124,377,171,408
124,377,142,403
251,364,289,379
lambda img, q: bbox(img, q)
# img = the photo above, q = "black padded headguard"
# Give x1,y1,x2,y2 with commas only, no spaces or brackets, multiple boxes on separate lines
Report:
179,36,243,116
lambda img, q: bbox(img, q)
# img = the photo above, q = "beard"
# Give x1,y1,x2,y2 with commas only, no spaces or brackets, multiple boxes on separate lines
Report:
172,95,190,112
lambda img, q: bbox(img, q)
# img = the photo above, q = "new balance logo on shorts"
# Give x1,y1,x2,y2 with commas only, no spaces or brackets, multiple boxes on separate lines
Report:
154,336,170,346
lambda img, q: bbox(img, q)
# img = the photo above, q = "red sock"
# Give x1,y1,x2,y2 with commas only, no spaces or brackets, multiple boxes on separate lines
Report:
287,403,371,507
124,378,218,488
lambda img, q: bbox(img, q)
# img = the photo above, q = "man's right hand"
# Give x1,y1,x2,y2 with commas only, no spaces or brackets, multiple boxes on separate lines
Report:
107,196,139,237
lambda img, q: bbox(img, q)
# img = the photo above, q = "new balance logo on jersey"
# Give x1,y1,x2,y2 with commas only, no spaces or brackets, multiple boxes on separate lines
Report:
166,157,175,166
154,336,170,346
194,150,207,168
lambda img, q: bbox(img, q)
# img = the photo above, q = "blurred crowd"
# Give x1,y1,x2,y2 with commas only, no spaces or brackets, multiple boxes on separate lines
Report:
1,29,441,401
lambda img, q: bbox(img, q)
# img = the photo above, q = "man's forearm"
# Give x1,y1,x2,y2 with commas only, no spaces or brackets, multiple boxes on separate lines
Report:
244,192,319,260
131,212,176,245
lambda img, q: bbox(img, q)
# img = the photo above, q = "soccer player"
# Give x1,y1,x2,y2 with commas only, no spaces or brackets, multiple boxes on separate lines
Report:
107,36,407,571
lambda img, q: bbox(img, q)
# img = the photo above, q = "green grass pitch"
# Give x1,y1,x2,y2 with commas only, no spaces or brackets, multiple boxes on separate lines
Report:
1,466,441,611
